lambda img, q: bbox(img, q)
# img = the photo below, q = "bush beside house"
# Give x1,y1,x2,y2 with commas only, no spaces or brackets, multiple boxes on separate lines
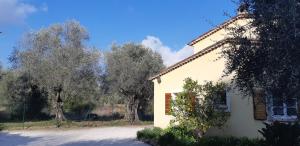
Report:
138,122,300,146
170,78,230,137
137,127,263,146
259,122,300,146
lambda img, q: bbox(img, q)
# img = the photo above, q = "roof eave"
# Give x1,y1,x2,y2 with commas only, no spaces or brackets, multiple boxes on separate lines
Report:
150,14,251,81
150,39,229,81
187,14,249,46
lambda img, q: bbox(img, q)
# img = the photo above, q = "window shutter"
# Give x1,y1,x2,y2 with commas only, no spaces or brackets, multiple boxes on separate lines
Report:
253,89,267,120
165,93,171,115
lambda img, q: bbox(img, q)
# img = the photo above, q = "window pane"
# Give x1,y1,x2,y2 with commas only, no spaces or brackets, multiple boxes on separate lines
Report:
287,108,297,116
273,98,283,106
215,90,226,105
286,98,296,107
273,107,284,115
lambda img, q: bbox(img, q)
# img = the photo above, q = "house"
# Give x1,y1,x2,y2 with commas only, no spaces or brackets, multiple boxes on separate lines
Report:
150,12,298,138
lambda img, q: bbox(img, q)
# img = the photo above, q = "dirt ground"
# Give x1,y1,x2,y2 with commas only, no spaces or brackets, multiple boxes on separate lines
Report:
0,126,149,146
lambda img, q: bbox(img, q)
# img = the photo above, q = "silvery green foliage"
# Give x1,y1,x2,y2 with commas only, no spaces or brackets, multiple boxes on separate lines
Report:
0,71,48,120
105,43,164,122
11,20,102,117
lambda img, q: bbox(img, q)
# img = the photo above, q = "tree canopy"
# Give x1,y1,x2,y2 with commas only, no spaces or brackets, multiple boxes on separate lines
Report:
105,43,164,123
11,20,102,123
223,0,300,99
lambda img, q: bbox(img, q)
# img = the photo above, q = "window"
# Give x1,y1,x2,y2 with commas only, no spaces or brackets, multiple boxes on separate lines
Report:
171,93,179,100
165,92,180,115
214,89,230,112
215,90,227,104
270,97,298,121
166,90,230,116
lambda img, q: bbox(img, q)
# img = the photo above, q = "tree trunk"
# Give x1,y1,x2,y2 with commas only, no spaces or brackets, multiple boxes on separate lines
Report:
124,96,140,124
127,101,135,124
134,103,140,122
55,90,66,127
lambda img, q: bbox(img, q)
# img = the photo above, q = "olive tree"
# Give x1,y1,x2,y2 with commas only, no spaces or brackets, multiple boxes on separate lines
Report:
223,0,300,99
11,20,102,124
105,43,164,123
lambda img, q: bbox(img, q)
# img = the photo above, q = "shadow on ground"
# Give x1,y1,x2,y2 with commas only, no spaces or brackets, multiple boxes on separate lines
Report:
61,138,148,146
0,132,149,146
0,132,40,146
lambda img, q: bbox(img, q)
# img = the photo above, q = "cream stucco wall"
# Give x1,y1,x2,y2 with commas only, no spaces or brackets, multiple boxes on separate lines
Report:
153,17,264,138
193,17,251,54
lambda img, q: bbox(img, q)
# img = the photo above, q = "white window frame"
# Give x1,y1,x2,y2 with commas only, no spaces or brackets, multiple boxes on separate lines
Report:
170,91,181,113
269,97,298,122
214,88,231,112
171,93,179,101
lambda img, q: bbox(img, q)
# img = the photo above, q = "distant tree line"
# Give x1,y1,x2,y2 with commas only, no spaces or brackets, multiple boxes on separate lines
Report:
0,20,164,124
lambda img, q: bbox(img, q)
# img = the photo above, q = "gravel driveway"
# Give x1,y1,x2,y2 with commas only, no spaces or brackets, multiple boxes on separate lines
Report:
0,126,149,146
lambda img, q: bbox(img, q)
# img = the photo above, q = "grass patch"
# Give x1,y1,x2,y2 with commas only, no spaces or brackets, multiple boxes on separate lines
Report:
0,120,153,131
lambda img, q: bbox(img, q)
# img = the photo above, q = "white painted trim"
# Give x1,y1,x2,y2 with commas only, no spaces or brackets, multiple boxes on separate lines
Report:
268,97,298,122
214,88,231,112
170,91,181,113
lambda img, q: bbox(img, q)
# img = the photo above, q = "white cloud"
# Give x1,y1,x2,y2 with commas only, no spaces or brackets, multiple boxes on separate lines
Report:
0,0,47,26
141,36,194,67
40,3,48,12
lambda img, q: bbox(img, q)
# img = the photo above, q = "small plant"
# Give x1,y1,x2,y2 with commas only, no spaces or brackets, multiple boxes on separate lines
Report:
197,136,263,146
158,126,197,146
259,121,300,146
137,127,163,145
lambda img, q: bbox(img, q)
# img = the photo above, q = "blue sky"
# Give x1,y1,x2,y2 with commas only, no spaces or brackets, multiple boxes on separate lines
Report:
0,0,237,67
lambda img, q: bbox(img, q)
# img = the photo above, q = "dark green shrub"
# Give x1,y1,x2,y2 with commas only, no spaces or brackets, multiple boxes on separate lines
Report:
137,127,163,141
259,122,300,146
137,126,263,146
3,74,48,120
137,127,163,145
158,126,197,146
0,124,4,131
65,100,95,116
197,136,263,146
238,137,264,146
